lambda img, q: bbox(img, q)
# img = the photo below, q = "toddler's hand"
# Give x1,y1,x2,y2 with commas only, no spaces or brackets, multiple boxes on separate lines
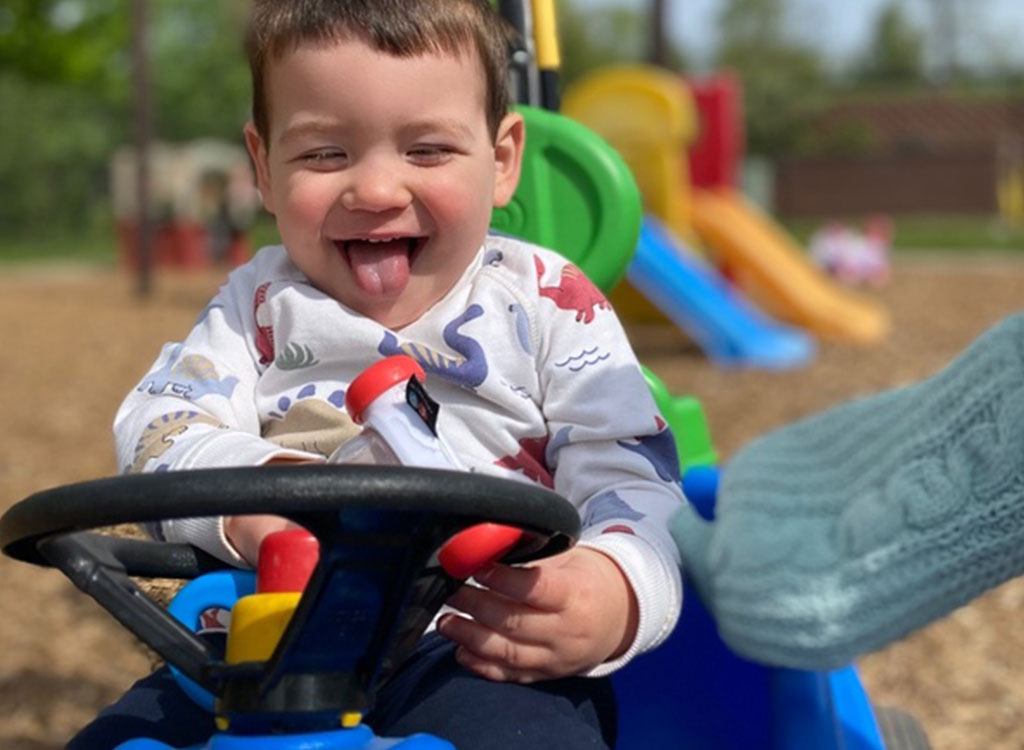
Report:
224,457,313,565
438,546,638,683
223,514,301,566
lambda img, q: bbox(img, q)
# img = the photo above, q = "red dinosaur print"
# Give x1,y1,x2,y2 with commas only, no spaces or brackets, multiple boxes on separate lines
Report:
254,282,275,365
495,434,554,488
601,524,636,536
534,255,610,324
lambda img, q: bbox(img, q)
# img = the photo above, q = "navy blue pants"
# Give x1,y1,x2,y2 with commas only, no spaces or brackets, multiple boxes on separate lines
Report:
68,634,617,749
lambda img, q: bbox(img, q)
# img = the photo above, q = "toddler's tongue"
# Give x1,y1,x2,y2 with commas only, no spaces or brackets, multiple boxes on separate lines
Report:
346,239,411,295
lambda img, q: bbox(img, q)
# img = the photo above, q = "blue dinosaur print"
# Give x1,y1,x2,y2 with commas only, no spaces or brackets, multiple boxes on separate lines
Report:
618,428,681,483
268,383,345,419
508,303,532,355
128,410,226,474
544,425,574,471
483,248,504,267
378,304,489,390
138,344,239,401
264,383,352,457
582,490,647,527
554,346,610,372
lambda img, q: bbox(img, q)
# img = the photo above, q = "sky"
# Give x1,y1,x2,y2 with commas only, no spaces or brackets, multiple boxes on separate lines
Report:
571,0,1024,71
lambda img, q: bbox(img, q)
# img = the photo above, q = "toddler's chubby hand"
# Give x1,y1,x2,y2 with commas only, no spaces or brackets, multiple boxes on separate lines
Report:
224,457,314,566
223,514,301,567
439,546,638,683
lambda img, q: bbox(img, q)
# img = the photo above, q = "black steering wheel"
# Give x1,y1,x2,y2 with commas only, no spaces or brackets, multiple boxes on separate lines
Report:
0,465,579,732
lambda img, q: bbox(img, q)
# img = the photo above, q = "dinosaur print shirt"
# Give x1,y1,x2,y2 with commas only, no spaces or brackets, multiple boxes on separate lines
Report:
114,234,685,675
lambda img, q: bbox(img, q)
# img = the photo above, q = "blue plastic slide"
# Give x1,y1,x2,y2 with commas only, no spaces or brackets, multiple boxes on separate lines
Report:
628,217,814,369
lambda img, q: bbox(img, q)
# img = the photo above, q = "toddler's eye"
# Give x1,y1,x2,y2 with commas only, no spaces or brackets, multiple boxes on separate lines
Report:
409,145,455,166
299,150,347,168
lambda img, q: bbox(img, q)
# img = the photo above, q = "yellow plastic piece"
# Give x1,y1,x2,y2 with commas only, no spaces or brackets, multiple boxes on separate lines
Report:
530,0,561,70
562,64,698,243
225,592,302,665
998,167,1024,227
215,716,229,731
341,712,363,728
691,188,889,344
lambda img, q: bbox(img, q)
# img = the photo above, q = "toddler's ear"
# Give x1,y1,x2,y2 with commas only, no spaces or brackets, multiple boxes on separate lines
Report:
243,121,275,214
492,112,525,208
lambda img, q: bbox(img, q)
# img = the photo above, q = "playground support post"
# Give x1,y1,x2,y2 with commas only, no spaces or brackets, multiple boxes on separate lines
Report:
498,0,541,107
131,0,154,298
650,0,669,67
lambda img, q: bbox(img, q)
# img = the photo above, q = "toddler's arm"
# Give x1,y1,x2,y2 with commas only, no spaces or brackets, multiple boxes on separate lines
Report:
115,260,322,565
443,250,686,678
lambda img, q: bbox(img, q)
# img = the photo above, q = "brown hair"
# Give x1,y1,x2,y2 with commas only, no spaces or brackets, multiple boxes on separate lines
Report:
245,0,515,144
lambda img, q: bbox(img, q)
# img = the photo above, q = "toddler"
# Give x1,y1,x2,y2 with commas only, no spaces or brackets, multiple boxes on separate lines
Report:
70,1,684,748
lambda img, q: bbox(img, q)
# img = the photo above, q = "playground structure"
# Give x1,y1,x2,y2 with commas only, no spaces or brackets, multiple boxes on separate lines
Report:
111,139,260,270
562,65,890,349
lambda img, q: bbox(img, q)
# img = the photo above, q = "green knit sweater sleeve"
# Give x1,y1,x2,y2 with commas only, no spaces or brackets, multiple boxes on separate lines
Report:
671,313,1024,669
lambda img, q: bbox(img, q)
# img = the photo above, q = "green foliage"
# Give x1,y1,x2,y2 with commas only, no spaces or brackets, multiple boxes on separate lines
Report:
0,0,252,245
150,0,251,142
557,0,685,88
714,0,829,158
784,214,1024,252
0,72,128,239
856,3,925,87
0,0,128,92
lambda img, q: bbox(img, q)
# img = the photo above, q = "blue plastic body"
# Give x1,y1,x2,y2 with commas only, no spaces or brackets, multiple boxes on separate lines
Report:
167,570,257,712
155,465,887,750
681,465,720,521
611,571,885,750
115,725,453,749
609,465,886,750
161,562,887,750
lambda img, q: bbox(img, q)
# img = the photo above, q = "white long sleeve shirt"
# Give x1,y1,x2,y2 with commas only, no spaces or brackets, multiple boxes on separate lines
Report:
114,234,685,674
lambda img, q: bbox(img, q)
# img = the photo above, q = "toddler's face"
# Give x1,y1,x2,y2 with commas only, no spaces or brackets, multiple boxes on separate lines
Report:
246,39,523,328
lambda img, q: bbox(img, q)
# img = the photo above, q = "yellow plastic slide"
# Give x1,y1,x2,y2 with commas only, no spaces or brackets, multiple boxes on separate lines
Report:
691,189,889,344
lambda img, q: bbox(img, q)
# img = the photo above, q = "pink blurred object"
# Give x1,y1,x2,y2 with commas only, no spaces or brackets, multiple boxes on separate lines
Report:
809,216,892,287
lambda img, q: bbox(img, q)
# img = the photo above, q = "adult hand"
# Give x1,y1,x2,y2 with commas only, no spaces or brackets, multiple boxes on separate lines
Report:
438,546,638,682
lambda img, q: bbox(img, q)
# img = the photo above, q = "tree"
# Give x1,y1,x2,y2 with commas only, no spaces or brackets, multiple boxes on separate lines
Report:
0,0,252,244
557,0,686,88
856,3,926,87
0,0,128,91
713,0,829,157
149,0,251,141
855,3,926,87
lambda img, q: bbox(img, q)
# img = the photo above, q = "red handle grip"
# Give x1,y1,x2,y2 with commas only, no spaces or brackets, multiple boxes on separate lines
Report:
438,523,525,579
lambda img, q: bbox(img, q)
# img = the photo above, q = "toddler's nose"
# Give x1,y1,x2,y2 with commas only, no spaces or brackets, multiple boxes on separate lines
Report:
341,162,412,212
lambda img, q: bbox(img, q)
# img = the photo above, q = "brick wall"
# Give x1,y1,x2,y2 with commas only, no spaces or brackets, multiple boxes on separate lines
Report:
775,147,997,217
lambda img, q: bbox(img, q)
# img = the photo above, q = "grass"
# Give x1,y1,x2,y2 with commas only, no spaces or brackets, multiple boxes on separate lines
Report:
0,214,281,268
0,231,118,266
783,214,1024,253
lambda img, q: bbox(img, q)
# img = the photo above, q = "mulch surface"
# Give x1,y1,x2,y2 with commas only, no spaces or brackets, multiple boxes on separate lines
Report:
1,255,1022,749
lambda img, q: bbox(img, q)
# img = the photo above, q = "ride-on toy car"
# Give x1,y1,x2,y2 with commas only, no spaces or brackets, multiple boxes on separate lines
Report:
0,460,929,749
